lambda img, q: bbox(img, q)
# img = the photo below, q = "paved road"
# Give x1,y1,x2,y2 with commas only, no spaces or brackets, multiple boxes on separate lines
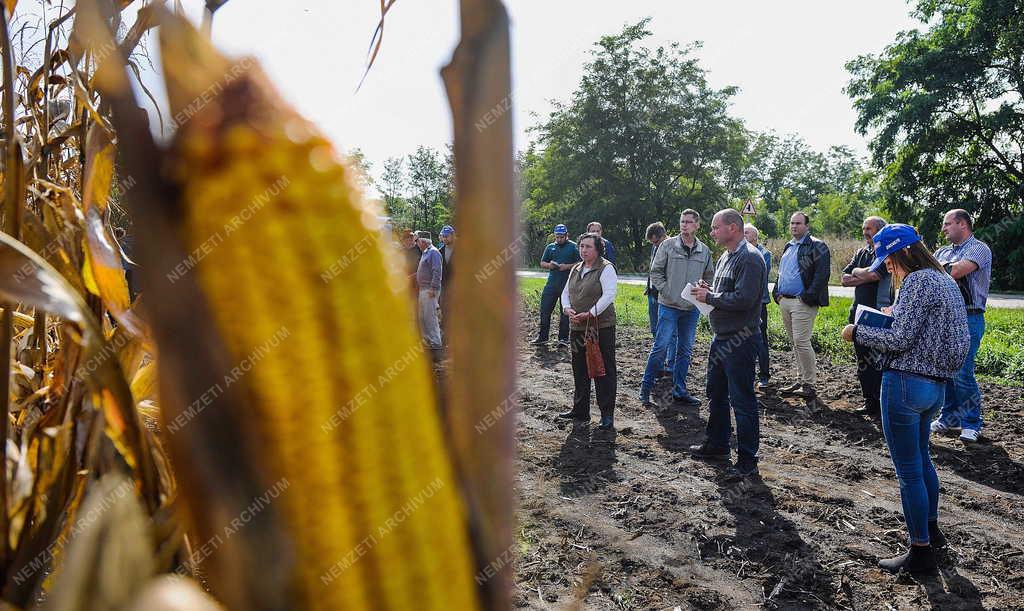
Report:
516,270,1024,309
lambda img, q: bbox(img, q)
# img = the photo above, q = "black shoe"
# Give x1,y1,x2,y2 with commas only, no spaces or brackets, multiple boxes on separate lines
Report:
638,389,658,407
724,462,759,481
689,443,730,460
597,417,614,430
789,384,817,399
928,521,946,549
672,394,701,407
855,400,881,416
556,411,588,421
878,545,936,575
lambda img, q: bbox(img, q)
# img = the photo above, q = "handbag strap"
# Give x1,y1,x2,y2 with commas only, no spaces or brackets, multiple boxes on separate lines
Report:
584,309,600,339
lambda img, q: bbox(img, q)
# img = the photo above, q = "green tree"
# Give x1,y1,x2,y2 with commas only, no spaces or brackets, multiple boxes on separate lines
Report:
846,0,1024,288
406,145,452,232
380,156,414,229
522,19,748,269
746,132,830,213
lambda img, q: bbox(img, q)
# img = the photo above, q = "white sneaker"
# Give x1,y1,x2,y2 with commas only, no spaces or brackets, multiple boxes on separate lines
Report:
930,420,961,434
959,429,980,443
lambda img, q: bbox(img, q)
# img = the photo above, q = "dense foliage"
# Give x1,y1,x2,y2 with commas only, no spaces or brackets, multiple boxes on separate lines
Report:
847,0,1024,289
515,20,883,269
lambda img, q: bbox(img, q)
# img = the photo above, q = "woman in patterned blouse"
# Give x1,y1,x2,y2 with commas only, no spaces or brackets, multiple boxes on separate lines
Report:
841,223,969,576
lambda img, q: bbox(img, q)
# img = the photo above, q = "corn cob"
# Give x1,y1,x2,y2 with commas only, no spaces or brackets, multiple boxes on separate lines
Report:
161,20,480,611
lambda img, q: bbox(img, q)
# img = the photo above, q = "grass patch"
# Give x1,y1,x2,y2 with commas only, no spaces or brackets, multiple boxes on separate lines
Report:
520,277,1024,386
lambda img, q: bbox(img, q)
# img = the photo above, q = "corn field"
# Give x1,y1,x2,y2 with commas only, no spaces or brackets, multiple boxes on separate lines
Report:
0,1,516,609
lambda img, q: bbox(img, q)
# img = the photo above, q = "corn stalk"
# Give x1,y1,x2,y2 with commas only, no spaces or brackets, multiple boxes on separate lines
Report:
1,2,20,575
442,0,517,607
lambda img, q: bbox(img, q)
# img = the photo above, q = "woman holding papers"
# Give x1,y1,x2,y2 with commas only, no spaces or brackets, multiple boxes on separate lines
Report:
841,223,969,576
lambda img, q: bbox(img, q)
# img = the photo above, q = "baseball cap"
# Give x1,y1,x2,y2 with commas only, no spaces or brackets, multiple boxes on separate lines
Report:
869,223,922,272
440,225,454,236
553,224,568,235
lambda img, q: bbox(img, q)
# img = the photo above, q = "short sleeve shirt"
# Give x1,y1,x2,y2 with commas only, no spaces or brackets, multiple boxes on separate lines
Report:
934,236,992,311
844,246,892,322
541,240,581,287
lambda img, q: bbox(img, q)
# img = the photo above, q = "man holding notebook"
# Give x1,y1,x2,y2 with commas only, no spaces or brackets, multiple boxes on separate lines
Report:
841,216,893,417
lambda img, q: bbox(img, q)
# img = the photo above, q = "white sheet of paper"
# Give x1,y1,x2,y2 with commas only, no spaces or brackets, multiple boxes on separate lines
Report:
682,283,715,316
855,304,891,324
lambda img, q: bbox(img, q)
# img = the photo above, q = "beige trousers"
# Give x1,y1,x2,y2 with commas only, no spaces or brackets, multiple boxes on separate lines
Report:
778,296,819,385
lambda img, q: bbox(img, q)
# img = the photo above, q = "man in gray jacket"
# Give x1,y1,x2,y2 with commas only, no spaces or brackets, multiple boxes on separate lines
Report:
639,209,715,407
690,209,768,480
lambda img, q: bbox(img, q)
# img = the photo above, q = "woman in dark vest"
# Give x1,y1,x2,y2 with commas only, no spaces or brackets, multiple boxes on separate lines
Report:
557,233,619,430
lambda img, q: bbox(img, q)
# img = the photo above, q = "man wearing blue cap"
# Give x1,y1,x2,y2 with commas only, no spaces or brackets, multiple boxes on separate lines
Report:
438,226,456,338
532,224,581,347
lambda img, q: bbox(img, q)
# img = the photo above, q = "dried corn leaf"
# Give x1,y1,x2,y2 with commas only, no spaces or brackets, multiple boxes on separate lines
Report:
0,231,159,509
82,207,150,344
129,361,156,404
44,475,155,611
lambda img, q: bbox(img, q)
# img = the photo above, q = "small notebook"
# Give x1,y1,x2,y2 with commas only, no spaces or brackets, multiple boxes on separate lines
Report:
855,304,894,329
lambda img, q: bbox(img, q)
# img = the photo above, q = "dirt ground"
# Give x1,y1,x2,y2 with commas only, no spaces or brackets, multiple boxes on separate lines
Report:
509,315,1024,610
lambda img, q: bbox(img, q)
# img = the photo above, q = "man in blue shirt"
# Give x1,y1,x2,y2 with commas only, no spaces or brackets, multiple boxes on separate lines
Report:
931,209,992,443
744,223,773,390
532,224,581,347
587,221,615,264
771,212,831,399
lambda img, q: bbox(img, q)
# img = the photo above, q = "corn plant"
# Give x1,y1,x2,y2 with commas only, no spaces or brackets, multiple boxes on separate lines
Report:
0,0,516,609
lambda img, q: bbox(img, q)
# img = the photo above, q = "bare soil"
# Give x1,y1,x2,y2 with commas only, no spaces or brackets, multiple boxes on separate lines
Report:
509,315,1024,610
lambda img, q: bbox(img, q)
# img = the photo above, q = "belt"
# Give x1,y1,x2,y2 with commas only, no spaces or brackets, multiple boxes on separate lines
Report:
780,294,799,299
966,307,984,315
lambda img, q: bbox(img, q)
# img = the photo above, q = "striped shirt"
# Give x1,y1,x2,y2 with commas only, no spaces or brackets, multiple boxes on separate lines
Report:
934,235,992,312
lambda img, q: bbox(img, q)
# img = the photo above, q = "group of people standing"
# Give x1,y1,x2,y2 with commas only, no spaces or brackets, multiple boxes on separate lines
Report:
401,225,456,359
533,206,993,576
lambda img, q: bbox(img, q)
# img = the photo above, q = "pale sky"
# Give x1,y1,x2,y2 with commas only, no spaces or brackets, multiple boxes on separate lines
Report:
38,1,923,191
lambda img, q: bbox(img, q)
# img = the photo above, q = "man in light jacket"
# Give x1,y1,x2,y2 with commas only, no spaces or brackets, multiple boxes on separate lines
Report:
639,209,715,407
415,231,444,355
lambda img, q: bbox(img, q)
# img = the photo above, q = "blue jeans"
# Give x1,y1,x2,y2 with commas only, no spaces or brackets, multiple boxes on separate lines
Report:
647,294,678,371
705,332,759,465
538,283,569,342
881,371,943,545
641,305,699,397
938,312,985,432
